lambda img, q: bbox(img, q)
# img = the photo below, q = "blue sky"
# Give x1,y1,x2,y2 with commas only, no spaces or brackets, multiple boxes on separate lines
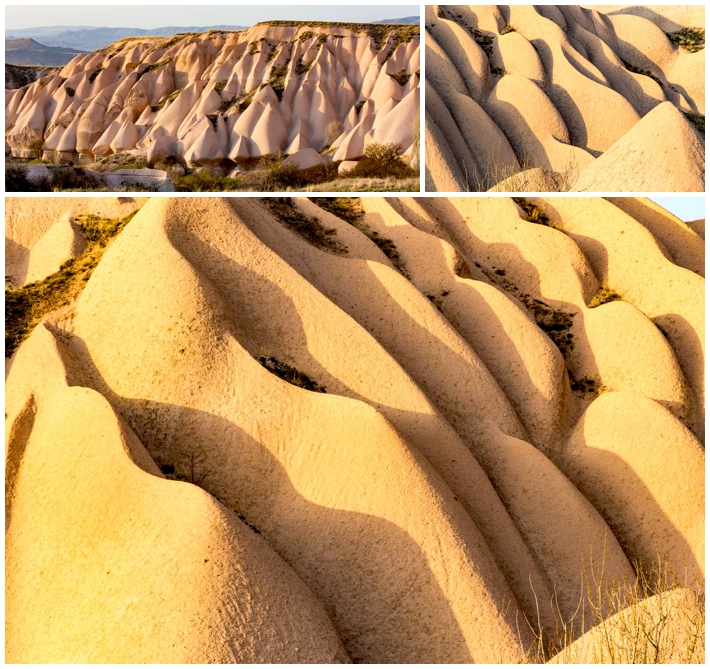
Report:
650,197,705,221
6,5,419,30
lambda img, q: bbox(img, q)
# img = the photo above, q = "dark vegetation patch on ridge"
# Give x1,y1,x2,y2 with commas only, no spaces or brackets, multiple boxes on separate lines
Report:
262,197,348,254
255,21,419,51
309,196,408,276
5,211,138,357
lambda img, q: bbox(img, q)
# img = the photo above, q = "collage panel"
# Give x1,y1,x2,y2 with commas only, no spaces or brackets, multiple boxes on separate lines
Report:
423,5,705,192
5,6,421,193
5,194,705,663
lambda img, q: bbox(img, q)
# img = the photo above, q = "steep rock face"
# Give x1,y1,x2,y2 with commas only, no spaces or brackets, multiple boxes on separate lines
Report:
6,23,420,166
5,196,704,663
424,5,704,192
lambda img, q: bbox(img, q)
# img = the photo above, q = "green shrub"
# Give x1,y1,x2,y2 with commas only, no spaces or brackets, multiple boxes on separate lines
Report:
343,143,416,179
665,27,704,53
213,79,227,92
295,55,313,75
51,168,103,190
308,196,364,226
88,65,103,83
389,69,411,86
151,87,185,112
568,371,606,397
262,162,339,191
500,25,515,35
5,165,51,192
621,59,663,86
513,197,550,225
135,59,170,81
588,287,621,308
309,196,407,275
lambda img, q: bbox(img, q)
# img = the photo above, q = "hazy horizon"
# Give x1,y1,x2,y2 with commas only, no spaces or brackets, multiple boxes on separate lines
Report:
6,5,419,30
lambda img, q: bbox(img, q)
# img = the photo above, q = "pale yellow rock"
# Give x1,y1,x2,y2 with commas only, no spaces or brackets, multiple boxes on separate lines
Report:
541,197,704,440
424,5,704,192
562,391,704,583
69,197,533,663
573,102,705,192
605,197,704,277
5,326,350,664
24,215,86,285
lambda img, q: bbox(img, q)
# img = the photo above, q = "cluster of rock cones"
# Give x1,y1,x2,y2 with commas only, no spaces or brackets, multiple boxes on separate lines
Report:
6,196,704,663
6,23,420,172
425,5,705,192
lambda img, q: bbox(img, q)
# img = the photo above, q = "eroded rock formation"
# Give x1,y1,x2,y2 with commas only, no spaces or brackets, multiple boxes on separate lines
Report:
424,5,705,191
5,196,704,663
5,23,420,168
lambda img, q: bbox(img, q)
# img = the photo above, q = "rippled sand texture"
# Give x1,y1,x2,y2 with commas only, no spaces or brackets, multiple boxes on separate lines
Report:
5,197,704,662
424,5,704,192
5,23,419,168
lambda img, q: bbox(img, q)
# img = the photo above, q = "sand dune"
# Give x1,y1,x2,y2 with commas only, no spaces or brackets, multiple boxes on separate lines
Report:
425,5,704,191
6,23,419,170
5,196,704,662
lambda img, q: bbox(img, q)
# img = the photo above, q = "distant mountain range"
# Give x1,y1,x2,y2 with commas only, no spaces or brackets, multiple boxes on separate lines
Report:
376,16,419,24
6,26,246,51
5,17,419,51
5,38,86,66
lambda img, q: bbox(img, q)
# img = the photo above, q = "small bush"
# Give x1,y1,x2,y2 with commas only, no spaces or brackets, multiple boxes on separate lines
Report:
500,25,515,35
265,44,279,62
262,162,339,191
88,65,103,83
135,59,170,81
151,86,185,112
295,56,314,75
588,286,621,308
389,69,411,86
513,197,550,225
213,79,227,92
51,168,103,190
65,86,76,97
5,165,51,192
308,196,364,226
568,371,606,397
237,89,256,113
309,196,407,275
344,143,416,179
665,27,704,53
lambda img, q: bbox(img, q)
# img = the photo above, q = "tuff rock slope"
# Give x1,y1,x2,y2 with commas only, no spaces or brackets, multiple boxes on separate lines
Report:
5,22,420,169
5,196,704,663
424,5,704,192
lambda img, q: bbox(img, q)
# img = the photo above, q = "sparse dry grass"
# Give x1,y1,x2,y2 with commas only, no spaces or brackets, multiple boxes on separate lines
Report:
530,555,705,663
5,211,137,357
